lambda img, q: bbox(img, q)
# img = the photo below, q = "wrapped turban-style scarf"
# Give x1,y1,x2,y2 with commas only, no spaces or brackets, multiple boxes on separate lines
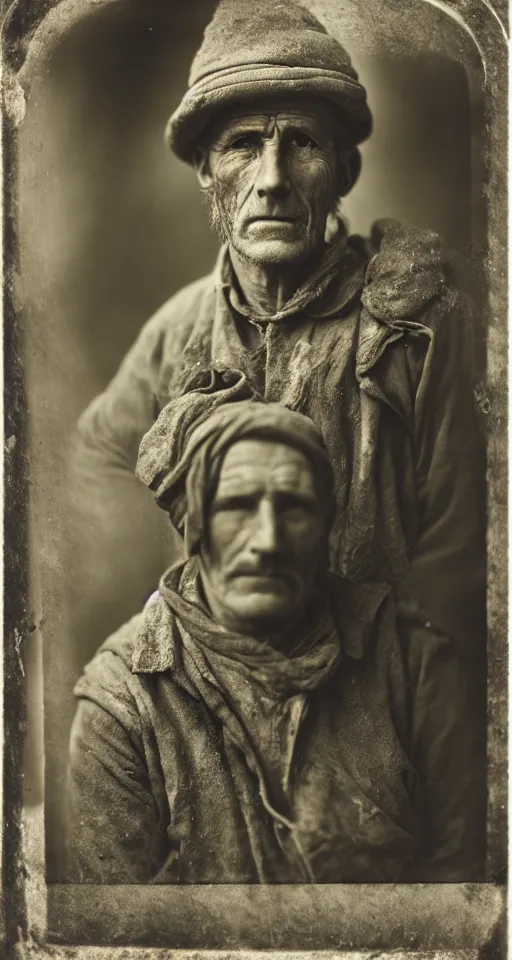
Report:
136,369,334,557
134,370,341,700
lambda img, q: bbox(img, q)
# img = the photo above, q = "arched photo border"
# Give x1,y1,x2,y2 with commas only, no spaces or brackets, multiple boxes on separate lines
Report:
1,0,508,955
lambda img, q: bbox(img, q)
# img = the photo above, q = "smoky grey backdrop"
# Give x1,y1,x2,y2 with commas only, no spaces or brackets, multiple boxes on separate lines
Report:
18,0,486,879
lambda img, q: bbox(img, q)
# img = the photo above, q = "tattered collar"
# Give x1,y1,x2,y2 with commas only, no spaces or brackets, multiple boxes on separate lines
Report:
217,229,368,326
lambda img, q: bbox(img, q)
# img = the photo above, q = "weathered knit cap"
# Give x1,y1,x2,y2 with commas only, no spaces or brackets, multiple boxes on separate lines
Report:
166,0,372,163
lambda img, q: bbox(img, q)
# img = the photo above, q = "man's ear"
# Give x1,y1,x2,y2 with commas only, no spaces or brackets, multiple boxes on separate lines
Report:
193,147,213,189
337,148,361,197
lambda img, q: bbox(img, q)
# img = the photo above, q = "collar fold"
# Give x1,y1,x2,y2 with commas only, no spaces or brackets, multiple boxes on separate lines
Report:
217,228,366,326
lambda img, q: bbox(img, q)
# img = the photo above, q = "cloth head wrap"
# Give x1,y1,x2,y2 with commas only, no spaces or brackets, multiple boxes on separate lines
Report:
166,0,372,193
136,370,334,556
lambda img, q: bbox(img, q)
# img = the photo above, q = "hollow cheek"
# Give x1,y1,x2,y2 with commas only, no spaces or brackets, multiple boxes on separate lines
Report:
213,155,258,212
294,525,326,577
294,159,336,221
208,513,250,571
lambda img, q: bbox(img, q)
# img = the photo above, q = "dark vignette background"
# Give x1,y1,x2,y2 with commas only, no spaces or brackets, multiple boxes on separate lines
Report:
15,0,487,880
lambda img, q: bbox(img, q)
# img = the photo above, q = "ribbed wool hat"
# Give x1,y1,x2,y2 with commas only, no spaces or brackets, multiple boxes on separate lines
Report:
166,0,372,163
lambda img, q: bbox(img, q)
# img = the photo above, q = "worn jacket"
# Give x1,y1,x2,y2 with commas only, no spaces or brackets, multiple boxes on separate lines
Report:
67,572,484,884
73,221,485,655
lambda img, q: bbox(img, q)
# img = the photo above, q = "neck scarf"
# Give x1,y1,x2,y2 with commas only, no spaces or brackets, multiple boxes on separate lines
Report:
156,558,341,700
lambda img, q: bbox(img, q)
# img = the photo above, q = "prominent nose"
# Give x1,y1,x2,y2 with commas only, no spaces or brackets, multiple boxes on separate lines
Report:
249,498,281,556
255,137,290,200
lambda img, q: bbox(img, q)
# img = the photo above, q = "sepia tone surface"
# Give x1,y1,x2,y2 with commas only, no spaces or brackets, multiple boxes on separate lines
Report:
18,0,489,879
2,0,508,954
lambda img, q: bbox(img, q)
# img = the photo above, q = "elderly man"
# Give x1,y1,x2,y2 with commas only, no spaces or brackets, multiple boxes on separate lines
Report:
67,373,483,883
74,0,484,665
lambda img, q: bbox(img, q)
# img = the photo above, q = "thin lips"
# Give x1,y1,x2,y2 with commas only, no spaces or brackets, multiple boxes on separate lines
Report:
228,567,294,581
247,215,299,224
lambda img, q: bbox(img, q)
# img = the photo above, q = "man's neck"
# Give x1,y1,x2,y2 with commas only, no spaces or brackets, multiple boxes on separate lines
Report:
229,248,309,318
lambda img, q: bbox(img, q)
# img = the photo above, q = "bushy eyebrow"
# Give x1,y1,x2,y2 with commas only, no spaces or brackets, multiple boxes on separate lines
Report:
211,118,267,143
212,487,318,510
212,114,332,147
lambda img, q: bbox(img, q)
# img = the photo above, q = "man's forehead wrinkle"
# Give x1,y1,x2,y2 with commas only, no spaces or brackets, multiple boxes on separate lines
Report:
216,456,317,499
220,439,311,468
212,108,333,142
216,474,316,499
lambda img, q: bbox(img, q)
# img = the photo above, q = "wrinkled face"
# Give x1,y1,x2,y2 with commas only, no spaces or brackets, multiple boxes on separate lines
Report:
199,438,329,636
195,96,345,267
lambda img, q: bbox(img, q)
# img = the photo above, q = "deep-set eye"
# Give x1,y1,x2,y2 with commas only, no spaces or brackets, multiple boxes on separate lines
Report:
213,494,258,514
290,131,318,149
229,133,259,150
275,492,316,517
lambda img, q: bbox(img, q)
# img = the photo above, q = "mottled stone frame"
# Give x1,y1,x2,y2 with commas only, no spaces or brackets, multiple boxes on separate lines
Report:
1,0,508,956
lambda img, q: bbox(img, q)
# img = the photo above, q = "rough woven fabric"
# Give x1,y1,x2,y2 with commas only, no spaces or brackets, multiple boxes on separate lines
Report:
166,0,372,163
136,383,334,556
67,573,486,883
135,557,341,699
362,218,447,320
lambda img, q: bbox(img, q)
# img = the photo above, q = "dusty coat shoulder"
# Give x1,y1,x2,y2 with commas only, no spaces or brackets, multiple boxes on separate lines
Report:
145,271,215,354
73,614,144,726
361,218,461,321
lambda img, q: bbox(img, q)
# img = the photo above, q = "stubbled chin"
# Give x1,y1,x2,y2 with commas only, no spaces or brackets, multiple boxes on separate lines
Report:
228,592,297,621
234,238,313,266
